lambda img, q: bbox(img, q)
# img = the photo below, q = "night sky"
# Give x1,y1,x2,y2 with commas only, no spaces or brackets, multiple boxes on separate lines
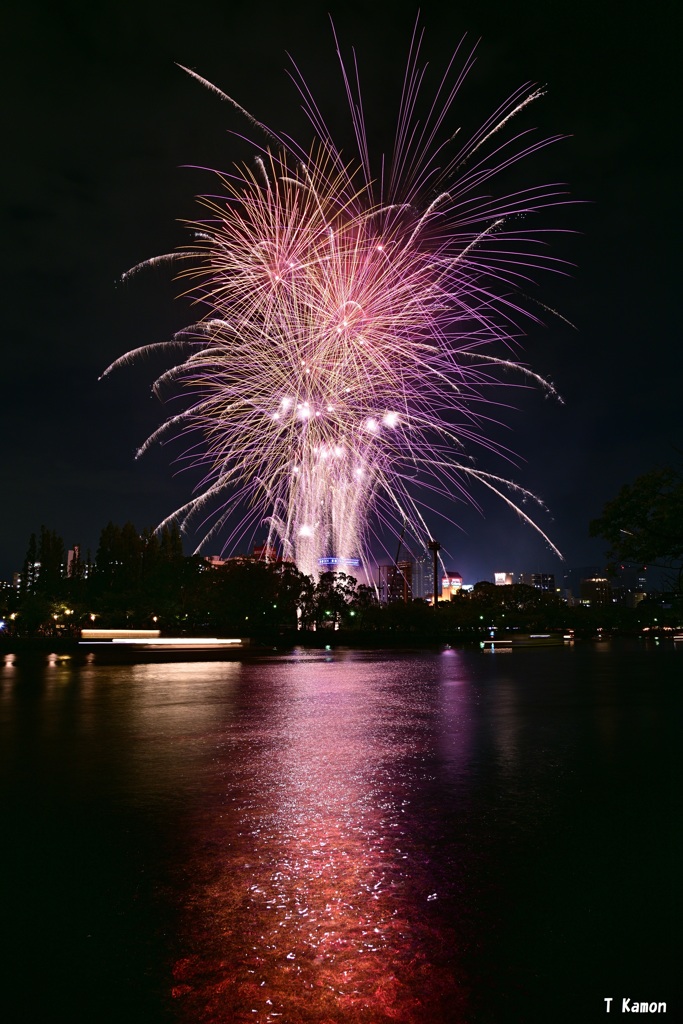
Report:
2,0,678,586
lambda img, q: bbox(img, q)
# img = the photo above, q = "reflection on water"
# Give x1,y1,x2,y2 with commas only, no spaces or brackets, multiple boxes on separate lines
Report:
171,651,470,1022
0,643,676,1023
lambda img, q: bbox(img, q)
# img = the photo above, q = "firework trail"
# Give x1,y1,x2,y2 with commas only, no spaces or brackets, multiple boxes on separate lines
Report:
107,23,570,579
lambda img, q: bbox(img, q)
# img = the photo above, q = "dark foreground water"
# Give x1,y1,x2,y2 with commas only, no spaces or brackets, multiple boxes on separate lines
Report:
0,642,679,1023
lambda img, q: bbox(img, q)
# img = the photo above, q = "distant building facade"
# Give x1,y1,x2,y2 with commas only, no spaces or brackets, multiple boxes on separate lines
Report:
14,564,38,593
563,566,602,603
441,571,463,600
206,544,293,569
378,561,413,603
611,565,649,607
411,554,431,600
254,544,279,562
580,577,612,607
518,572,556,592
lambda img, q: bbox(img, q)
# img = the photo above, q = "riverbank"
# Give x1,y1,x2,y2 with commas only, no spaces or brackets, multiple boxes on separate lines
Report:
1,625,678,657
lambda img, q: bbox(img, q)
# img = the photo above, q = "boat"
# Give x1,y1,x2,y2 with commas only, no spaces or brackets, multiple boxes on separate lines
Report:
480,632,567,652
79,628,249,660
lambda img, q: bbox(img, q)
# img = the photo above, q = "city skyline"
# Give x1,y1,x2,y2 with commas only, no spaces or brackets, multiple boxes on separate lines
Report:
3,522,650,599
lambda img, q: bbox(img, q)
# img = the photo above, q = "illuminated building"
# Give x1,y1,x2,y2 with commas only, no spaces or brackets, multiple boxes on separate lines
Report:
563,565,601,602
580,577,612,607
441,571,463,600
494,572,514,586
518,572,556,591
206,543,292,569
66,545,89,579
378,561,413,603
411,554,431,600
14,560,41,593
205,555,227,568
612,565,648,607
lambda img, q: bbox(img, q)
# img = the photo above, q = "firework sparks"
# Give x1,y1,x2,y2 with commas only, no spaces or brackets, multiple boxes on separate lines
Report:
109,23,570,579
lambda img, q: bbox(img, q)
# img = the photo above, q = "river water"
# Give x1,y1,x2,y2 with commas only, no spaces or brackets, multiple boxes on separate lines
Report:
0,642,678,1023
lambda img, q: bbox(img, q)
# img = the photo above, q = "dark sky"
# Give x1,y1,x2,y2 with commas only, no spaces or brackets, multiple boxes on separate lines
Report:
1,0,678,585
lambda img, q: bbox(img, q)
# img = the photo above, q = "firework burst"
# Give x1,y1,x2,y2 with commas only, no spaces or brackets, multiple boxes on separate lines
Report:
106,23,570,579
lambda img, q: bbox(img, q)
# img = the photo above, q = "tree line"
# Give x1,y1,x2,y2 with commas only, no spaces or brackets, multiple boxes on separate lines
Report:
589,463,683,592
4,521,379,636
3,457,682,639
1,524,677,640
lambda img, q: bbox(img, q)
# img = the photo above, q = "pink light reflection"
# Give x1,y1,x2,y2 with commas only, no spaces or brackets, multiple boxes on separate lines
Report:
171,654,468,1022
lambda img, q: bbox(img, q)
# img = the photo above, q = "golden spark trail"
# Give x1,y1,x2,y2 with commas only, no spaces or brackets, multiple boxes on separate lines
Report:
109,23,571,578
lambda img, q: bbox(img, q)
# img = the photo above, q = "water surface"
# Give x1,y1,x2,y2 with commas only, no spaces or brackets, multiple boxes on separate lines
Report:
0,642,678,1022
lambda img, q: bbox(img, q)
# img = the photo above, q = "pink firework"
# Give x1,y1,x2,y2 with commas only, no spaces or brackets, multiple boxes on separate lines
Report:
105,23,569,579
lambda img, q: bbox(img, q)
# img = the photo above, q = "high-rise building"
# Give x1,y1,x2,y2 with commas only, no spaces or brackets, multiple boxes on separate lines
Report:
563,566,602,602
611,565,648,607
14,560,42,593
66,545,89,579
519,572,556,591
494,572,514,586
441,571,463,600
411,554,431,600
580,577,612,607
378,561,413,603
